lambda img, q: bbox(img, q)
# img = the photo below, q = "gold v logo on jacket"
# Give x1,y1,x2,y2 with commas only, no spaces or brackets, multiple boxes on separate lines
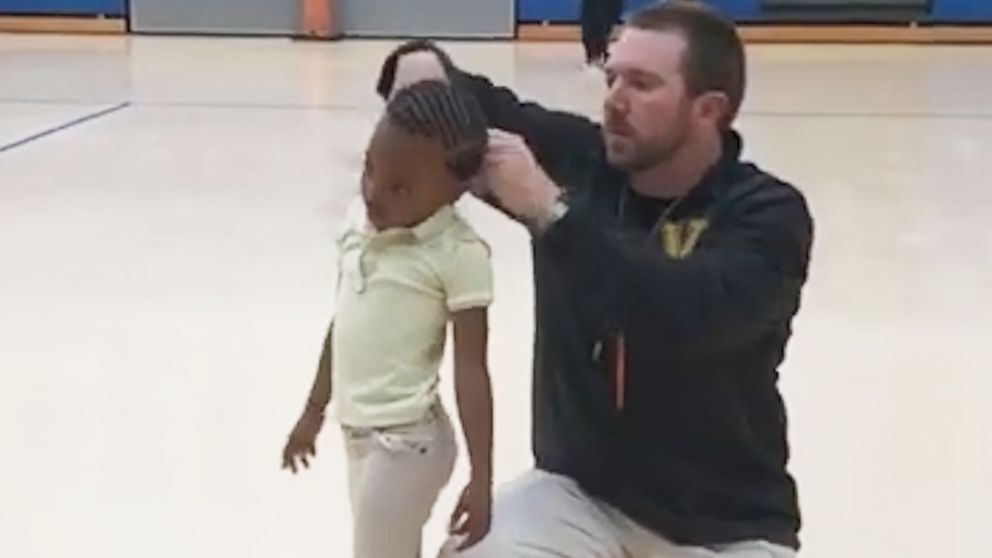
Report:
660,218,709,259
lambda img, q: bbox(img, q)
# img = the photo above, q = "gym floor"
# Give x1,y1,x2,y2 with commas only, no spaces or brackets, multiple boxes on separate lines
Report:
1,34,989,557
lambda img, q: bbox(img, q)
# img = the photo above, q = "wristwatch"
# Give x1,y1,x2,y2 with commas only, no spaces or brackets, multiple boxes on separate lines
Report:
532,195,569,233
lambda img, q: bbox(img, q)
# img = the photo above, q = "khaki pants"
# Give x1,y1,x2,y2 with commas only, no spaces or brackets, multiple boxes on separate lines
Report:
441,470,796,558
343,403,457,558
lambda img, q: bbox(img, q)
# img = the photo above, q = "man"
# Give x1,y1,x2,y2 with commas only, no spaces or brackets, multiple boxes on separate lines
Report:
377,2,812,557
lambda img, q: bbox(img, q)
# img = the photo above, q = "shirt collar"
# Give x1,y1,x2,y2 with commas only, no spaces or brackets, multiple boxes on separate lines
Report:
352,203,457,242
409,204,457,241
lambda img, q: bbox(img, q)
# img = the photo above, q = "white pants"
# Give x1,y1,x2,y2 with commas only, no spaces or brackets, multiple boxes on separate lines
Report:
343,403,457,558
441,470,796,558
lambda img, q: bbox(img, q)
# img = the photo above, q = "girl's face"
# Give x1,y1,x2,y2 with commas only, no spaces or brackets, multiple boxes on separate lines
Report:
361,119,455,231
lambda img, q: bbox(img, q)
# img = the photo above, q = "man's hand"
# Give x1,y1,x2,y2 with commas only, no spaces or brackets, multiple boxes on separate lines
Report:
390,50,449,97
281,408,324,474
449,480,492,550
479,130,564,230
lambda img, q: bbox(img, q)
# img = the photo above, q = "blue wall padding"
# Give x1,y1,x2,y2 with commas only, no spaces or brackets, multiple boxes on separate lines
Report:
931,0,992,21
517,0,759,23
518,0,992,23
0,0,125,16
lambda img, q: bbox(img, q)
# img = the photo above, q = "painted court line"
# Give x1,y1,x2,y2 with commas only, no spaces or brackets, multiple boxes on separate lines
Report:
0,102,131,155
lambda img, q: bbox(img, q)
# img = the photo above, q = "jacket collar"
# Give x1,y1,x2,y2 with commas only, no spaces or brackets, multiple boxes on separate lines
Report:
654,130,744,219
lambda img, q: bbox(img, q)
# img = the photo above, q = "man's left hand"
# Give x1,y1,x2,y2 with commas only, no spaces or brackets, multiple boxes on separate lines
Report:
478,130,563,230
391,50,449,97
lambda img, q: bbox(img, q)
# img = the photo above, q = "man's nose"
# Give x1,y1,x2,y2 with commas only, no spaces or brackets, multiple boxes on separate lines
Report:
605,81,629,115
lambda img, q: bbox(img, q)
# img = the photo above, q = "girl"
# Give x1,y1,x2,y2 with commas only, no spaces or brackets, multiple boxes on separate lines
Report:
282,80,494,557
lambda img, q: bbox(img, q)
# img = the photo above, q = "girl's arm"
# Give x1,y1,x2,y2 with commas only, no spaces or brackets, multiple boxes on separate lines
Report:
449,307,494,548
451,308,493,488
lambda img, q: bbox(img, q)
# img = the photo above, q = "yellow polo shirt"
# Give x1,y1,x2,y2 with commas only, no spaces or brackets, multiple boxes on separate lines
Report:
331,200,493,428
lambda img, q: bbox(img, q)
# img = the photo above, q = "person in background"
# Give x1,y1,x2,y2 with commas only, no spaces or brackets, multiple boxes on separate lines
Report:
282,80,496,557
377,1,813,556
582,0,624,68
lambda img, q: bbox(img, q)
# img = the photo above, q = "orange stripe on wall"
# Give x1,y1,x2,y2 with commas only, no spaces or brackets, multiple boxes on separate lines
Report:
299,0,336,38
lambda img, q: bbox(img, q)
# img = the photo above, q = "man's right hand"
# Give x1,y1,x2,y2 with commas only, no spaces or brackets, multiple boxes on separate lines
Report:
281,408,324,474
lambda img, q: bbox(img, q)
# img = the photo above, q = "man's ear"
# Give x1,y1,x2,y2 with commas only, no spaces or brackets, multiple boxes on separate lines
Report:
694,91,731,130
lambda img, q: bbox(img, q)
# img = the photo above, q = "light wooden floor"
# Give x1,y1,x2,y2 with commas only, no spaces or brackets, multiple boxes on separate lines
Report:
1,35,990,558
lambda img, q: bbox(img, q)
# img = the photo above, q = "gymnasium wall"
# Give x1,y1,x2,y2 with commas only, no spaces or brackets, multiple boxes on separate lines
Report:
519,0,758,22
2,0,992,30
519,0,992,23
126,0,513,37
0,0,124,16
931,0,992,22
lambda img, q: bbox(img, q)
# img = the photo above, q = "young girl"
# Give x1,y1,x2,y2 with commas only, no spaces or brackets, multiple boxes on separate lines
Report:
281,80,494,557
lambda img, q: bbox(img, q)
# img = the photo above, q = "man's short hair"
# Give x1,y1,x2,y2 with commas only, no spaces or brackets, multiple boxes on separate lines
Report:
627,1,746,127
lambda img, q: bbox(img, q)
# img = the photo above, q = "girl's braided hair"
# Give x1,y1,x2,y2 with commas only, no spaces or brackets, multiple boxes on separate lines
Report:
386,79,488,181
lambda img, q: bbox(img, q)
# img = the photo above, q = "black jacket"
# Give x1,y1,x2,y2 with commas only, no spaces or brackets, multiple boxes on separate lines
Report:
456,71,812,550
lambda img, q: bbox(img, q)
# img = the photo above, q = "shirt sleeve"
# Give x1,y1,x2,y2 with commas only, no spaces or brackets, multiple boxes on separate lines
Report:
451,70,603,182
441,238,494,313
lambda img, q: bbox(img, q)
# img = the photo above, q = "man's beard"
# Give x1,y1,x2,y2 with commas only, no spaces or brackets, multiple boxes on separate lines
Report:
604,115,691,173
607,135,677,172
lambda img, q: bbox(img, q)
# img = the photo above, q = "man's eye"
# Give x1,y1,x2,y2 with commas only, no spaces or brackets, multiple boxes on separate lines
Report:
630,79,652,91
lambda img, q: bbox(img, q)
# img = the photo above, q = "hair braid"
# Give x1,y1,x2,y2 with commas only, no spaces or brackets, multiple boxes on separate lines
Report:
386,80,488,181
